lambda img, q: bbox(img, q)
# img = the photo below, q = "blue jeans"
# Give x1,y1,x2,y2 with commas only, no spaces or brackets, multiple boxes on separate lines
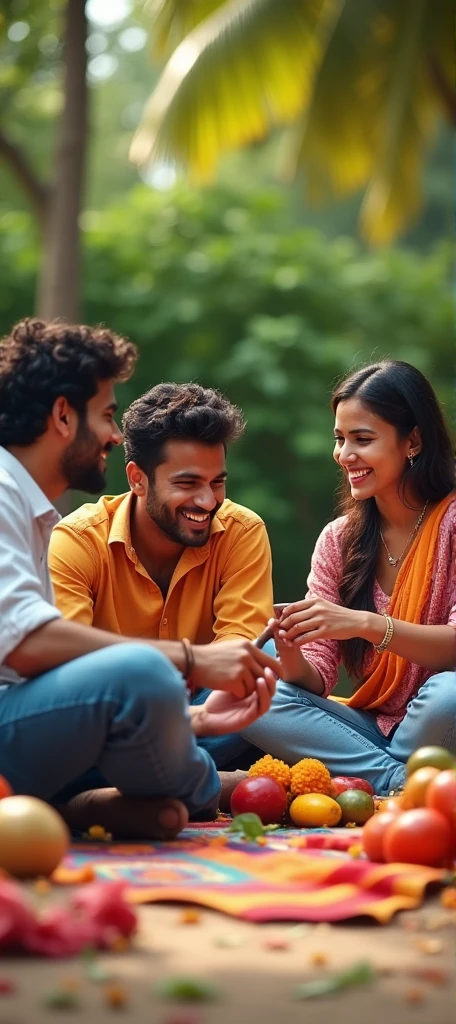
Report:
0,644,220,817
241,670,456,796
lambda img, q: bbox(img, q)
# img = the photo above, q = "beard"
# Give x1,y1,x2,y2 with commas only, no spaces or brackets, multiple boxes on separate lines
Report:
61,417,110,494
146,486,221,547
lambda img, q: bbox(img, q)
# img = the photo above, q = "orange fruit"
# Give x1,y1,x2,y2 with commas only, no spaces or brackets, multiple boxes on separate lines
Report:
406,746,455,778
402,766,440,809
289,793,342,828
336,789,375,825
376,797,403,814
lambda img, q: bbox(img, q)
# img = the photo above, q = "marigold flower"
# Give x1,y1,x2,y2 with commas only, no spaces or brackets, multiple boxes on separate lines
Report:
248,754,291,790
289,758,331,797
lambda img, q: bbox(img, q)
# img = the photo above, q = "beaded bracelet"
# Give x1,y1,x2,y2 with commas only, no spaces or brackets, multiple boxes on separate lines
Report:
374,613,394,654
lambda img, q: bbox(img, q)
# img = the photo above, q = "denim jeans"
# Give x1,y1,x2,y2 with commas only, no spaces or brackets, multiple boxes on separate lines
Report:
241,669,456,796
0,643,220,817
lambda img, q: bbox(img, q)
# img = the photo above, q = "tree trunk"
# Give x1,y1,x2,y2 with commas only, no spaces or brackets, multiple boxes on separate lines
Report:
36,0,88,322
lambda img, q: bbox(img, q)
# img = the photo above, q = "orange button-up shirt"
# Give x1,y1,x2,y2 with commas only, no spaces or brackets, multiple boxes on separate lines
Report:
48,493,273,644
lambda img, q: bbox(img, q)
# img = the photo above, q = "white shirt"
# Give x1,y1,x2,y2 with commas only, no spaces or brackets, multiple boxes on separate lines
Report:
0,447,62,685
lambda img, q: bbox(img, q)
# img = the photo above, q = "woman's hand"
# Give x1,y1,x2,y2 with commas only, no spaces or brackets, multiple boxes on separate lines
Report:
262,618,309,684
190,668,276,737
278,598,367,644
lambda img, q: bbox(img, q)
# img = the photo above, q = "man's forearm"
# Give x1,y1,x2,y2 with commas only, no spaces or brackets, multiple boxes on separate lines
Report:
6,618,187,678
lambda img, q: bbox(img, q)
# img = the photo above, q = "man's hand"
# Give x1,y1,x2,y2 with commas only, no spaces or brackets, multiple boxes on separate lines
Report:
190,668,276,737
191,639,281,699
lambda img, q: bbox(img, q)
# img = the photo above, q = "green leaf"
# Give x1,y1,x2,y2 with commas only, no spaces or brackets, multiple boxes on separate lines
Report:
295,960,376,999
229,813,280,839
157,976,219,1001
229,812,267,839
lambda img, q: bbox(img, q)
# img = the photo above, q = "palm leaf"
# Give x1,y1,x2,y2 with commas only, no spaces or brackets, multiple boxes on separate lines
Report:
284,0,379,199
359,0,453,243
130,0,335,178
147,0,229,58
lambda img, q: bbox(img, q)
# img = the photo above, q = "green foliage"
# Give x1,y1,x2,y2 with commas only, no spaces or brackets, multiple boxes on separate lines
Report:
0,182,452,596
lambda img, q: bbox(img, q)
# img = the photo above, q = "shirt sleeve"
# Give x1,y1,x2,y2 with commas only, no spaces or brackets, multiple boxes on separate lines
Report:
48,523,96,626
212,521,274,642
300,519,345,696
0,484,61,667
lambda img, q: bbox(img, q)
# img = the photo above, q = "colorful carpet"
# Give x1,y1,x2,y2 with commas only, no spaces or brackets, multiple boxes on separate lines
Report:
54,821,444,924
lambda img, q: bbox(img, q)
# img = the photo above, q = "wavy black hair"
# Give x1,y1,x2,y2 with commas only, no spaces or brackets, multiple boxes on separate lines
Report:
0,318,137,447
332,360,455,681
122,382,245,476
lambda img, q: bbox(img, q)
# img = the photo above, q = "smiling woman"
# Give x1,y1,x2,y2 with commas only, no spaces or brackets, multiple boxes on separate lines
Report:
243,360,456,796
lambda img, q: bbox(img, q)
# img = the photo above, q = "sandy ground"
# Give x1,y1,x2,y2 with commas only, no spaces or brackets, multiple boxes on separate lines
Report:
1,895,455,1023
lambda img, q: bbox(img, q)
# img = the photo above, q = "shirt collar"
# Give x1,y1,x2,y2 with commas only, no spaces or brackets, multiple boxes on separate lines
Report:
0,446,60,524
108,491,136,558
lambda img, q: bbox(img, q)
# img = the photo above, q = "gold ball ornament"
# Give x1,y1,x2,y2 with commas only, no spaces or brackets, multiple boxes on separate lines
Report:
0,795,70,878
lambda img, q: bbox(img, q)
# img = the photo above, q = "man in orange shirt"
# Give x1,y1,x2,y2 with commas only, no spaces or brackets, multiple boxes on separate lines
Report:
49,382,273,772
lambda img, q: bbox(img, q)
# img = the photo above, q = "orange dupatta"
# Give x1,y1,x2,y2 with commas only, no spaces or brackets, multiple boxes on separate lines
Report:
332,492,456,711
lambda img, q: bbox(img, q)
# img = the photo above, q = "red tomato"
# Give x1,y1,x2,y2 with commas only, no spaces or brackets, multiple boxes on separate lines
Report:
383,808,452,867
426,769,456,825
330,776,374,798
362,810,399,862
230,777,287,825
0,775,13,800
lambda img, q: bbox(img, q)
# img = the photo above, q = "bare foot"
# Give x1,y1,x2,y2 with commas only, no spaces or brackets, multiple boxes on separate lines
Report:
55,788,189,840
218,770,248,813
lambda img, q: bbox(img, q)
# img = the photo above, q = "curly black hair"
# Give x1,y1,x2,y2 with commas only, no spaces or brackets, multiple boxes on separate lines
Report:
0,318,138,447
122,382,245,476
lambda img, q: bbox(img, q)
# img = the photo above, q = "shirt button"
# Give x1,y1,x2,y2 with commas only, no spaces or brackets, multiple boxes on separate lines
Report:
162,618,168,625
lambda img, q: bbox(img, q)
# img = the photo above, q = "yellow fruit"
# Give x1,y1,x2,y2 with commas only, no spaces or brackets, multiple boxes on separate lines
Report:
289,793,342,828
289,758,331,797
248,754,291,790
402,766,440,809
0,795,70,878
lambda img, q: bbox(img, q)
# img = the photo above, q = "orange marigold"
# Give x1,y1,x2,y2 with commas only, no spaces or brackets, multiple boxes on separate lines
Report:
289,758,331,797
248,754,291,790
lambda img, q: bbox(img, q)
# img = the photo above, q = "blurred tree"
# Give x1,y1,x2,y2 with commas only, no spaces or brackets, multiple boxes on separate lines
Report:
131,0,454,244
0,181,451,595
0,0,87,319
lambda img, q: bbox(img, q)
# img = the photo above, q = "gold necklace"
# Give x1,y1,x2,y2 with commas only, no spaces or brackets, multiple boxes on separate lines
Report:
379,502,429,567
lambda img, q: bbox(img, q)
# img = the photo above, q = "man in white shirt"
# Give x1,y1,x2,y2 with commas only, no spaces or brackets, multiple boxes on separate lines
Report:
0,318,278,839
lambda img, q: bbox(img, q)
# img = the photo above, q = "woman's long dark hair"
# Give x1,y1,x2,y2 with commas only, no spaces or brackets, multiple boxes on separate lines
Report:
331,361,455,682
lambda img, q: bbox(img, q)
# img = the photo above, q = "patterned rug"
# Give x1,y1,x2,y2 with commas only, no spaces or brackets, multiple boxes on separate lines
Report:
54,821,444,924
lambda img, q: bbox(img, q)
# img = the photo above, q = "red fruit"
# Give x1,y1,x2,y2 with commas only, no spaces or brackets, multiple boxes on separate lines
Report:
0,776,13,800
426,769,456,824
362,810,398,862
384,808,452,867
230,777,287,825
330,776,374,798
